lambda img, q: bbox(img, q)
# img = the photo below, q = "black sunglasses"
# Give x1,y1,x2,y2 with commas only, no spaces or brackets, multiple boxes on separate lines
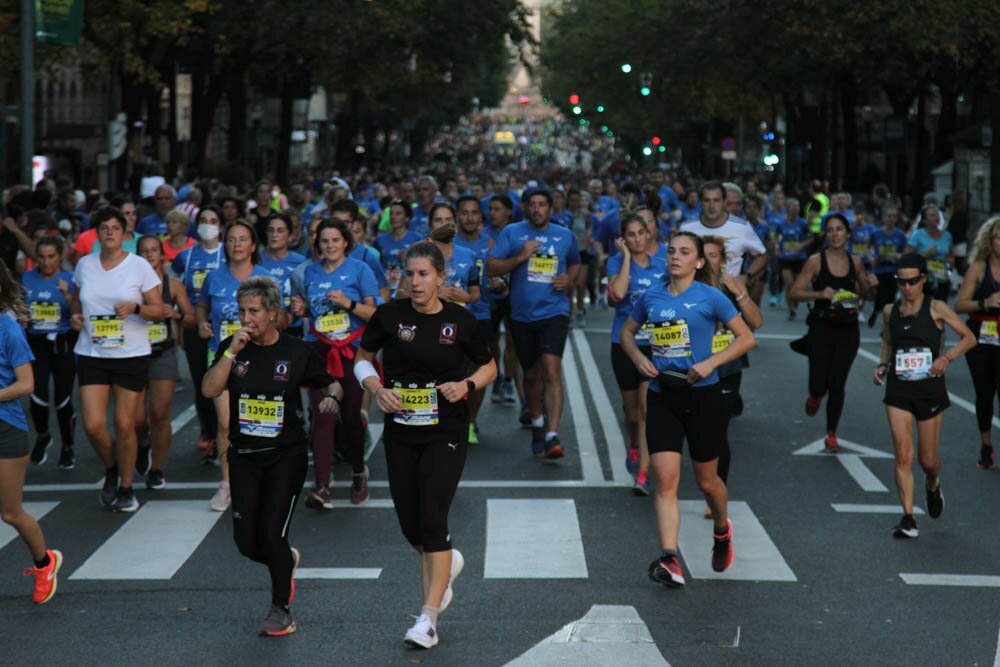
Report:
895,274,924,286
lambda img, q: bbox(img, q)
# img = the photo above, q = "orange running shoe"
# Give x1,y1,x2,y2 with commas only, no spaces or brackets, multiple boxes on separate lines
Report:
23,549,62,604
289,547,300,604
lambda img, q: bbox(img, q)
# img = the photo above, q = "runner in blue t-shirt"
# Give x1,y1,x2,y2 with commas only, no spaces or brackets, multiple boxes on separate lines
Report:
619,231,755,589
488,190,580,459
773,198,811,320
375,201,423,298
868,207,908,327
260,214,307,313
904,205,954,301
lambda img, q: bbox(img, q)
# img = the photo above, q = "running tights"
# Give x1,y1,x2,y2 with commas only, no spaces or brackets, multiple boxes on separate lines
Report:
806,319,860,434
966,344,1000,435
229,446,307,607
716,372,743,485
869,273,897,326
309,347,366,487
27,334,76,447
183,334,217,439
385,439,467,553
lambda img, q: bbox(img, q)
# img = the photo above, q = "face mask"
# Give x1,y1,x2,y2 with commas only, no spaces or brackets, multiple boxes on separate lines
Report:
198,224,220,241
430,223,456,244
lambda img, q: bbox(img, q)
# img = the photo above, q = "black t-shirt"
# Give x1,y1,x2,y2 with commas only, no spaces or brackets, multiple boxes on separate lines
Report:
213,332,333,453
361,299,492,445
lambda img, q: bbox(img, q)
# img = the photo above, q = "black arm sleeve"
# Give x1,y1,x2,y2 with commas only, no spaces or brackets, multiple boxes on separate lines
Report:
360,303,389,354
301,342,334,389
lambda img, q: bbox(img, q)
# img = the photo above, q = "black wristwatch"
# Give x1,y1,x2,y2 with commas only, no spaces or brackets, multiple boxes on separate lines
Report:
134,303,141,315
347,299,357,313
465,380,476,396
327,393,342,404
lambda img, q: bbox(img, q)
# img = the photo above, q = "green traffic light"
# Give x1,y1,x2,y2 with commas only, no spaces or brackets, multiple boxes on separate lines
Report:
572,105,582,115
658,145,666,153
596,105,604,113
640,87,651,96
642,146,653,156
621,63,632,74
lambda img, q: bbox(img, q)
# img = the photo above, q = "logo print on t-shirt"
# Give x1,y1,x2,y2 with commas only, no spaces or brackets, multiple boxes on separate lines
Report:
398,324,417,342
439,323,457,345
273,360,290,381
233,359,250,377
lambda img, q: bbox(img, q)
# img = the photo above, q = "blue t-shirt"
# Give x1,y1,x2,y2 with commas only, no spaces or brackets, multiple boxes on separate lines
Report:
871,227,908,274
0,314,35,430
658,185,682,213
294,258,379,344
907,228,953,261
455,235,492,321
629,280,739,390
774,217,810,260
260,250,307,306
22,269,76,335
171,244,226,306
202,265,274,351
409,205,432,237
849,223,877,264
375,230,423,296
350,245,388,290
750,220,771,246
138,212,196,238
680,203,702,222
607,252,667,344
490,221,581,322
593,212,621,248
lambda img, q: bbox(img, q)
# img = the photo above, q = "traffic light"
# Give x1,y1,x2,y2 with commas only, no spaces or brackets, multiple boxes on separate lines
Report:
569,93,580,105
658,146,666,153
640,87,651,97
639,72,652,97
572,105,582,115
621,63,632,74
651,136,661,146
596,105,605,113
761,132,775,141
763,154,779,166
642,146,653,156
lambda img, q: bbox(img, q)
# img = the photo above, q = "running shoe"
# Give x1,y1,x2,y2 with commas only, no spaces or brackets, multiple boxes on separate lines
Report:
926,479,944,519
351,467,370,505
502,379,517,404
289,547,300,604
201,442,218,466
573,311,586,329
626,447,639,477
491,381,505,404
57,447,75,470
100,466,119,508
111,487,140,513
892,513,918,539
632,470,651,496
805,396,821,417
519,405,532,427
404,614,439,649
210,481,231,512
788,310,796,321
544,434,564,459
768,295,779,308
531,427,546,458
648,555,685,588
30,433,52,465
977,445,995,470
711,519,734,572
197,433,214,453
439,548,464,611
468,422,478,445
824,432,841,453
146,469,166,490
258,604,296,637
22,549,62,604
304,486,333,511
135,445,152,476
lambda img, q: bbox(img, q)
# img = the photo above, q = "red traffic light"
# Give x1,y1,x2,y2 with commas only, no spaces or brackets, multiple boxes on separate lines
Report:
569,94,580,105
651,136,661,146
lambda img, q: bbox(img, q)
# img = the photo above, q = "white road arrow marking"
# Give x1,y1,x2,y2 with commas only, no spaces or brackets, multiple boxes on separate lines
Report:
837,454,888,492
793,438,893,458
793,438,891,492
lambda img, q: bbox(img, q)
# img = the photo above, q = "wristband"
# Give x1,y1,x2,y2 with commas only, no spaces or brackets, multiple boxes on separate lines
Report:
465,379,476,399
735,293,747,303
327,393,342,404
134,303,141,315
347,299,357,313
223,349,237,361
354,359,378,386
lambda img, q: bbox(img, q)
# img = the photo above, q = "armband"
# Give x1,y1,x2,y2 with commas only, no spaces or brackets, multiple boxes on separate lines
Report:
354,359,378,386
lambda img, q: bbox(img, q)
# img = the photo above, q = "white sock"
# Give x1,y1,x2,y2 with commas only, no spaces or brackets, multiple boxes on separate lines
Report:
531,415,544,428
546,431,557,441
421,604,439,626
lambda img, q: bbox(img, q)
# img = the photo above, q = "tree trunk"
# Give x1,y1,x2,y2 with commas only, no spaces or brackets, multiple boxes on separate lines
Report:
227,68,247,183
190,71,227,171
934,73,958,167
276,77,293,186
830,80,840,187
913,85,929,203
840,75,859,190
334,88,362,171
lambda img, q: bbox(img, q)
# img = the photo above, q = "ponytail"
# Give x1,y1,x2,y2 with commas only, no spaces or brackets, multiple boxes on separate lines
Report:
0,259,28,322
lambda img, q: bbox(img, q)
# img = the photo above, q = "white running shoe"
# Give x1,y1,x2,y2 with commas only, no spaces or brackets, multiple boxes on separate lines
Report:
439,548,464,611
404,613,439,649
209,481,231,511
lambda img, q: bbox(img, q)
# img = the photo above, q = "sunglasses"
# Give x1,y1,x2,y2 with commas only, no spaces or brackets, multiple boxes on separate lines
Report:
895,274,924,286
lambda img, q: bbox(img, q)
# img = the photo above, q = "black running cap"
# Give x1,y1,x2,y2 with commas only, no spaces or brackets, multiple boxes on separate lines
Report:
896,253,927,273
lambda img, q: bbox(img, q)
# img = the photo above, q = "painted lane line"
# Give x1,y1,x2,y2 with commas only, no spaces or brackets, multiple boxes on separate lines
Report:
837,454,888,492
856,348,1000,430
994,624,1000,667
832,503,924,515
562,340,605,483
572,329,631,485
794,438,892,458
295,568,381,579
484,499,588,579
0,502,58,550
71,500,224,580
900,573,1000,587
170,405,197,435
678,500,797,581
587,329,883,344
25,479,619,492
505,604,670,666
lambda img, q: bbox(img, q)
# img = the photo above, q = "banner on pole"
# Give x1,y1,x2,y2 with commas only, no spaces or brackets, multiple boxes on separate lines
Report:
34,0,84,46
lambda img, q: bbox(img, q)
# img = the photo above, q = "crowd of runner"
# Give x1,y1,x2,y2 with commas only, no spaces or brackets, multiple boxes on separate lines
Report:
0,161,997,644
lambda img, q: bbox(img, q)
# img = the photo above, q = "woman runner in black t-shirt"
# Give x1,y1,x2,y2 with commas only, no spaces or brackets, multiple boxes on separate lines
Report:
354,241,496,650
202,276,341,637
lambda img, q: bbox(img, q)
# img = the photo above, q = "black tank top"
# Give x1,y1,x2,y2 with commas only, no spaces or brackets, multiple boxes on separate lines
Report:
969,260,1000,337
716,284,749,378
813,250,858,311
888,297,944,389
150,276,174,354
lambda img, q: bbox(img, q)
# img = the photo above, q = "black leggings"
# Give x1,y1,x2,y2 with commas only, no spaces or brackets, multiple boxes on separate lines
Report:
870,273,897,325
229,446,307,608
183,334,217,438
385,439,467,553
716,372,742,485
806,319,860,433
28,333,77,447
966,343,1000,435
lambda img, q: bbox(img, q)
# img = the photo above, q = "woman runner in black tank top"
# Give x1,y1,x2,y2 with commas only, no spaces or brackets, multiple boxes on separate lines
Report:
789,213,878,452
955,217,1000,468
873,253,975,539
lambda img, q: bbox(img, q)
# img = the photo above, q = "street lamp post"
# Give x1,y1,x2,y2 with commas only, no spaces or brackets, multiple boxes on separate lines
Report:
20,0,33,186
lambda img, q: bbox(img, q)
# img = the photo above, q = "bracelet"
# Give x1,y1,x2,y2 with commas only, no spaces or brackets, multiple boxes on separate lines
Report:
327,393,342,404
223,349,237,361
735,293,747,303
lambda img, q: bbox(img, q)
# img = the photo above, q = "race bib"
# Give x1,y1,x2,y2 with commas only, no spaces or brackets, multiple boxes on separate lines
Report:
192,270,208,290
220,320,241,340
393,383,439,426
851,242,869,256
649,319,692,358
878,244,897,260
527,254,558,283
928,260,948,282
30,302,60,330
90,315,125,348
712,329,735,353
782,241,799,255
315,311,350,339
894,347,933,381
147,322,169,344
979,320,999,347
832,290,858,310
238,394,284,438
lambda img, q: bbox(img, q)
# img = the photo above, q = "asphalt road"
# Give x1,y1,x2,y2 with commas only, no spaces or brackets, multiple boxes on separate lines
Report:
2,301,999,666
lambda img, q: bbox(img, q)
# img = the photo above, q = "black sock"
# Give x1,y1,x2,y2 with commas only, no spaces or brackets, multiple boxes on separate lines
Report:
34,553,50,569
714,525,729,536
119,486,133,496
660,548,678,560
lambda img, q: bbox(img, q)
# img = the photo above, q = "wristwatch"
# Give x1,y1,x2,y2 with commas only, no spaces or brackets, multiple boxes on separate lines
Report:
465,380,476,398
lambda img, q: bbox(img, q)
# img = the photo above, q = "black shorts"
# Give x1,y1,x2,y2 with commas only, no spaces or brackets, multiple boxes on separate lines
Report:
611,343,653,391
490,298,512,339
884,379,950,421
779,259,806,274
0,420,28,459
646,383,727,462
509,315,570,371
77,355,149,392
